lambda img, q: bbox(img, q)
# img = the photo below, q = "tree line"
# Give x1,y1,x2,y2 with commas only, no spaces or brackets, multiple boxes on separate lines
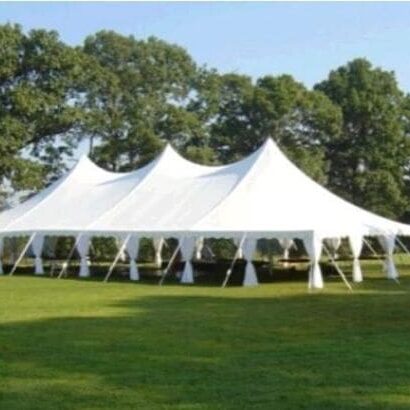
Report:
1,23,410,220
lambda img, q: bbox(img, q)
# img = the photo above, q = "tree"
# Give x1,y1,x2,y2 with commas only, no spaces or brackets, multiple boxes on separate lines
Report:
81,31,203,170
0,24,87,196
205,73,342,183
315,58,410,218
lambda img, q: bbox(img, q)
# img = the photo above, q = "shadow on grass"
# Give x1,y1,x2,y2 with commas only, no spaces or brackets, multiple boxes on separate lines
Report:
2,286,410,409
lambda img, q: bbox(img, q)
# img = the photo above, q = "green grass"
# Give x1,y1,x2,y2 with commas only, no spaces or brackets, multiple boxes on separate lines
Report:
2,259,410,409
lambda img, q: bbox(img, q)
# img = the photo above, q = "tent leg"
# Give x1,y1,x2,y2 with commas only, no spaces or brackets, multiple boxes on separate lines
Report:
104,235,130,283
57,235,81,279
159,243,182,286
222,235,246,288
9,233,36,276
322,245,352,291
363,238,400,284
391,237,409,285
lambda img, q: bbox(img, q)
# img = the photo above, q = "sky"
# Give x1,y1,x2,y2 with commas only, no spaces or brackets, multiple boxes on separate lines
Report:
1,2,410,91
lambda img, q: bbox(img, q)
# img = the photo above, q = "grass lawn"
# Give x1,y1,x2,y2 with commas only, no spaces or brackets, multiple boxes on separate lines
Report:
2,258,410,409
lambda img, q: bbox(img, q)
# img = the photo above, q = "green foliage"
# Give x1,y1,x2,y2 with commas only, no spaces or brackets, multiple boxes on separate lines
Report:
1,25,409,221
0,24,88,193
204,73,341,182
315,58,410,217
81,31,200,171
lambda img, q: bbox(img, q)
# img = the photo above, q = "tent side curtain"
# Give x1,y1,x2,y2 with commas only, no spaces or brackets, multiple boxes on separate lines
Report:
304,233,324,289
76,234,91,278
126,235,140,281
180,237,196,284
242,238,258,286
378,235,399,280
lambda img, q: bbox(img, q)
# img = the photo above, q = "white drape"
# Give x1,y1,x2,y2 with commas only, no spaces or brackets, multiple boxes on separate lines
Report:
233,237,244,259
378,235,399,280
180,237,196,283
76,235,91,278
348,235,363,282
304,234,324,289
0,237,4,275
153,237,164,267
324,237,342,259
126,235,140,281
32,234,45,275
242,238,258,286
195,237,204,260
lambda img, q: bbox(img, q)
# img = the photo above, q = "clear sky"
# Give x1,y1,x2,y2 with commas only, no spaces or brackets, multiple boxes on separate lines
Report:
1,1,410,91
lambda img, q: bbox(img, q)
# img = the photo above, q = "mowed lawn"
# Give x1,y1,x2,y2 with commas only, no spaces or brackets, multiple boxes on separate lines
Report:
2,259,410,409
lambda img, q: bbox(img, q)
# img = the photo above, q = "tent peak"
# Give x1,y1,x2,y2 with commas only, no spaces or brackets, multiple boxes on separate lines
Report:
261,137,279,151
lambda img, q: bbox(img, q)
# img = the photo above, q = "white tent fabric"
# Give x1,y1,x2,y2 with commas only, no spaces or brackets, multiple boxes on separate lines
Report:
180,237,196,284
242,238,258,286
2,139,409,239
195,237,204,260
76,234,90,278
126,235,140,281
1,138,408,287
0,155,153,235
32,234,45,275
378,235,399,280
324,237,342,259
0,237,3,274
305,233,324,289
349,235,363,283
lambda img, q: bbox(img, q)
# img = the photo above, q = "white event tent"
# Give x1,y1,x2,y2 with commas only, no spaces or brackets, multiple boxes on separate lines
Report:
0,138,409,288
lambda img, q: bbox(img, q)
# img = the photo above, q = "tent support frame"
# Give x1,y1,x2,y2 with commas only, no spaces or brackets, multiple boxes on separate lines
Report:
57,234,82,279
222,235,246,288
9,233,36,276
363,237,400,284
396,236,410,255
104,234,131,282
322,244,352,291
159,240,182,286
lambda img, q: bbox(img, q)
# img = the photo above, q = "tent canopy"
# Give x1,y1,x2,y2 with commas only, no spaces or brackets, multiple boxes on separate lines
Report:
1,138,409,240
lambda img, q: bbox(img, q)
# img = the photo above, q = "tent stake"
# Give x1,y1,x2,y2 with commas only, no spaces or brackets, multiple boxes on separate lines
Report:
104,234,130,282
322,244,352,291
159,241,182,286
222,235,246,288
9,233,35,276
57,234,82,279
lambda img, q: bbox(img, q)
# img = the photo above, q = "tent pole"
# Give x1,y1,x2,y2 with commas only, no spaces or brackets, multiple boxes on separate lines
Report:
222,234,246,288
322,244,352,291
104,234,130,283
159,241,182,286
57,234,81,279
395,236,410,255
9,233,36,276
362,237,389,273
364,237,400,285
363,237,379,257
204,244,215,259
